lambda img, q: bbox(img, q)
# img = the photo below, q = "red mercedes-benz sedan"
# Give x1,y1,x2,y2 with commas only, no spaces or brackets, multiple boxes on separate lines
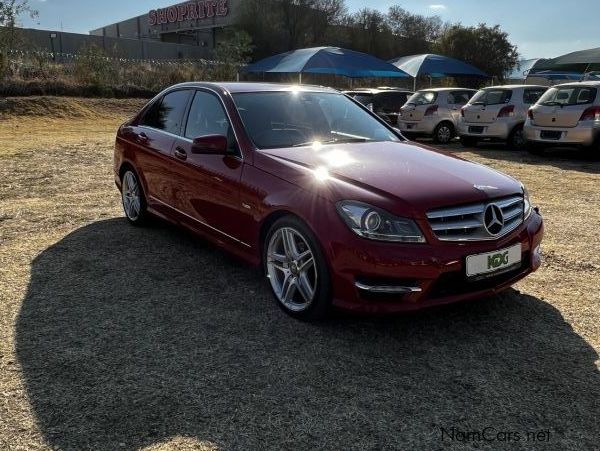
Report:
114,82,543,320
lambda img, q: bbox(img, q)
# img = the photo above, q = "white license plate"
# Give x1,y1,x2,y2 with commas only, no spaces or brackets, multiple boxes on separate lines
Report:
466,243,522,277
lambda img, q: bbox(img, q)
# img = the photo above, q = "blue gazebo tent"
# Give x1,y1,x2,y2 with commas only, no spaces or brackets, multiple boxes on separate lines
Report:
242,47,410,83
389,53,488,90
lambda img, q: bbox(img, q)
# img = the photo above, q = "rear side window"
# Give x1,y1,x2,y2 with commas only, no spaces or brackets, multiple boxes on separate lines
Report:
538,86,597,106
141,90,192,135
470,89,512,106
523,88,546,104
448,91,472,105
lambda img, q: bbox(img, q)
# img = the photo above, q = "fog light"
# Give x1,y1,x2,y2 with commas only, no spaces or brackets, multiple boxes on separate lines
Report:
533,244,542,258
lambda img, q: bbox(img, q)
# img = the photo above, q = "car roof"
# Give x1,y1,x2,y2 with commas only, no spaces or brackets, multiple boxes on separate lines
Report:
481,84,547,90
416,87,476,92
168,81,339,94
553,80,600,88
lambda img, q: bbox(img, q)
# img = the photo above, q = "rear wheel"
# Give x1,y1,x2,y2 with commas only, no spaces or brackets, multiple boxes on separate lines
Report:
263,216,331,320
433,122,455,144
460,136,478,147
507,125,526,150
121,169,148,225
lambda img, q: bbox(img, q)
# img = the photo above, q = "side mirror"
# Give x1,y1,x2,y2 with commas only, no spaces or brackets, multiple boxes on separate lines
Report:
191,135,228,155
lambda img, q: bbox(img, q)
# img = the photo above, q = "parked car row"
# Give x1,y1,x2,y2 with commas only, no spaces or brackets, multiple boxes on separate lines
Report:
351,82,600,156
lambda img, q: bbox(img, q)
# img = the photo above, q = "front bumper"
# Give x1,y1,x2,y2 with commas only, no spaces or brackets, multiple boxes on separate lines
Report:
325,211,544,314
458,119,515,140
524,120,598,146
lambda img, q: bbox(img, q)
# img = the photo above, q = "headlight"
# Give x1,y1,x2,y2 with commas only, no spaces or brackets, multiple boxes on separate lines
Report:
523,185,533,219
336,201,426,243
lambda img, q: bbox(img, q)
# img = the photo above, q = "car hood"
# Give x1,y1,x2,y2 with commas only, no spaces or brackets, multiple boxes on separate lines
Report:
256,141,522,218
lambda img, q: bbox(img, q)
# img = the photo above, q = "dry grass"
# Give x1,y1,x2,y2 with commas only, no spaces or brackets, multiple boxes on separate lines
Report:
0,97,598,450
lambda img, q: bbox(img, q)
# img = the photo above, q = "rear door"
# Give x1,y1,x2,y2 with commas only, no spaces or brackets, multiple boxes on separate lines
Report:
447,90,473,122
463,89,513,123
133,89,193,209
170,89,246,244
532,85,597,128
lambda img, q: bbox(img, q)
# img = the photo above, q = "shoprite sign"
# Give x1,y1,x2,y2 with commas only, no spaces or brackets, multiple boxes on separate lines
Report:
148,1,229,26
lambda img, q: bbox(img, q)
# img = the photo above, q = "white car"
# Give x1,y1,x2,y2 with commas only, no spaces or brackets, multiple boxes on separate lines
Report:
524,81,600,155
397,88,476,144
458,85,547,150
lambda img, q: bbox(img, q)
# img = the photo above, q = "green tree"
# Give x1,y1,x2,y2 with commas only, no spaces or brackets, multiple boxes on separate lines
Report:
387,6,443,42
213,30,254,80
435,23,519,80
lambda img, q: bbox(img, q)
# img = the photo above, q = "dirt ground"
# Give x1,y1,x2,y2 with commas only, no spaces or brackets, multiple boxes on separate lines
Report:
0,97,598,450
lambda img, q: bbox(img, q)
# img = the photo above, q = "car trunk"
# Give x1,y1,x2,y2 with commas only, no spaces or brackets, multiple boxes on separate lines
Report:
400,104,427,121
463,89,513,124
532,105,584,128
462,104,503,124
532,85,597,128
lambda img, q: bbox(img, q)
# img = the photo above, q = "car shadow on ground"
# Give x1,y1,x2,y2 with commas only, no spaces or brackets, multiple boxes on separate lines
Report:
16,219,599,450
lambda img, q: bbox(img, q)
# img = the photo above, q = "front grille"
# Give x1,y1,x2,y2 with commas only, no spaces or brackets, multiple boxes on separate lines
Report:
427,195,524,241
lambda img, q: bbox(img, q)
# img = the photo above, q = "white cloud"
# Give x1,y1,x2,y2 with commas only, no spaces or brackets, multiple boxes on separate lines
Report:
428,4,447,10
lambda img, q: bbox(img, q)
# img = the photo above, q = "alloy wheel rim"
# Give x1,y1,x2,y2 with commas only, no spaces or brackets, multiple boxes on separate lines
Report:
438,126,452,142
122,171,141,221
266,227,317,312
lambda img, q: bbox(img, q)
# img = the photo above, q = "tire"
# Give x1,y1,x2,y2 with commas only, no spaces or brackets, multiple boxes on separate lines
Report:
460,136,478,147
507,124,526,150
121,169,149,226
433,122,455,144
526,142,546,156
263,216,332,320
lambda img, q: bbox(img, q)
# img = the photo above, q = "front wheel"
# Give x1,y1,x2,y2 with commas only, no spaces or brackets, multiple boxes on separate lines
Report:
460,136,478,147
263,216,331,320
433,122,455,144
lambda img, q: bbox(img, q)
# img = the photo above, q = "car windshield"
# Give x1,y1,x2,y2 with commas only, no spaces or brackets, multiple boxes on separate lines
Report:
538,86,597,106
406,91,438,105
232,91,401,149
469,89,512,105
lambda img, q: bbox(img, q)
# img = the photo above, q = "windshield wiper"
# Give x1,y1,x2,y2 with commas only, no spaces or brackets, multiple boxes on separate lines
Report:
292,136,371,147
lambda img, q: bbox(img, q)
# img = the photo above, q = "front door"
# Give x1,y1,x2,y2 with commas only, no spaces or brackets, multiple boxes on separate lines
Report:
170,89,247,246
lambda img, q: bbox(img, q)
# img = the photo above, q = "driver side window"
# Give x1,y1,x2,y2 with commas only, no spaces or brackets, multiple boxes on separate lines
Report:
185,91,236,153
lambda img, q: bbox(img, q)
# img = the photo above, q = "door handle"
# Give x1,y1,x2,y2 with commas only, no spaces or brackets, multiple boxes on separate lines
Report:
137,132,149,143
174,146,187,161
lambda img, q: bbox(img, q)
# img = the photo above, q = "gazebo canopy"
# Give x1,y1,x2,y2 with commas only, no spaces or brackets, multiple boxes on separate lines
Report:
242,47,410,79
389,53,488,78
507,58,547,80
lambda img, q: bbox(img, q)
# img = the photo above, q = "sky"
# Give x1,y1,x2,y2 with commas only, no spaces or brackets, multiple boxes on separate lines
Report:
20,0,600,60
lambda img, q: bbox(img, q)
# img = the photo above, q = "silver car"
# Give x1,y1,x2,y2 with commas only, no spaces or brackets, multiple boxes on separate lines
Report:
397,88,476,144
524,81,600,154
458,85,547,150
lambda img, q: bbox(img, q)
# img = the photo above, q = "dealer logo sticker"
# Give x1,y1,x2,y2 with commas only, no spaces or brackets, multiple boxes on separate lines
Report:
488,251,510,269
